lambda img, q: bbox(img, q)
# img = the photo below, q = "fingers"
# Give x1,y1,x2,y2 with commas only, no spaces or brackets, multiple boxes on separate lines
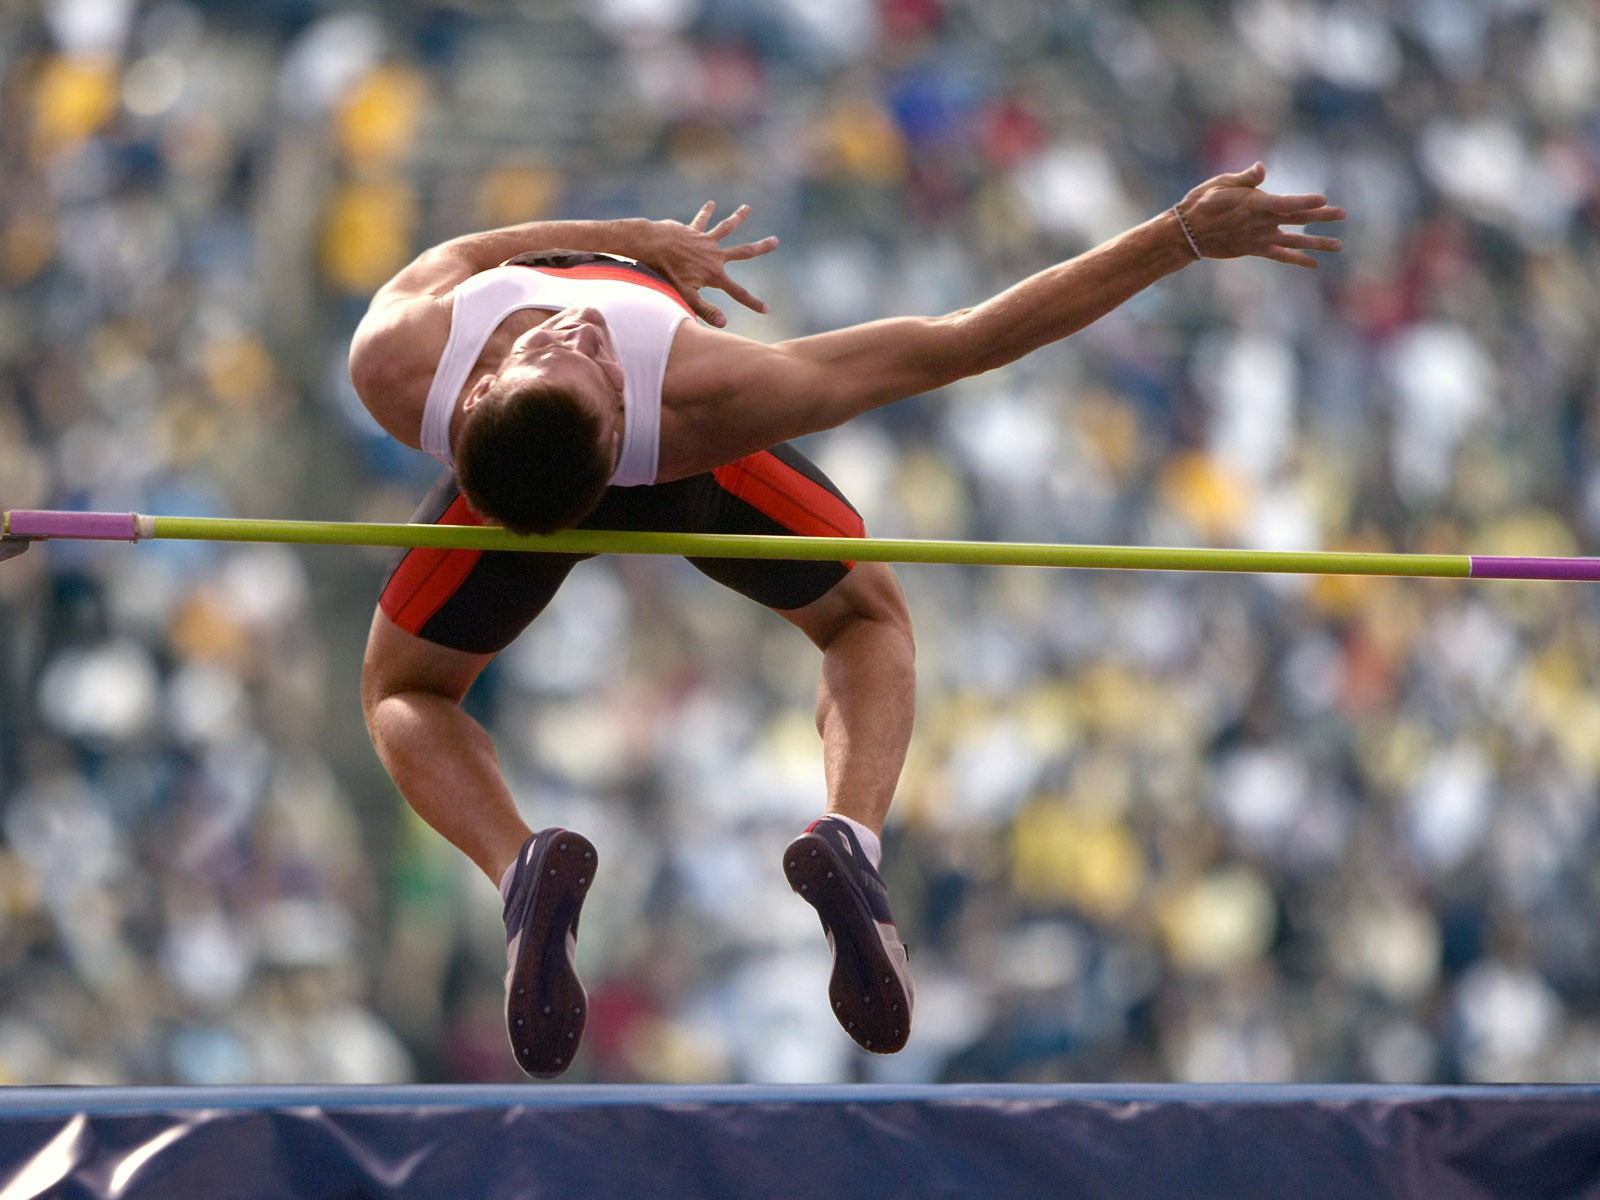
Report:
675,202,778,319
1216,161,1267,188
691,292,728,327
715,272,769,315
723,234,780,262
1276,231,1342,255
1279,204,1345,225
659,262,727,327
1258,233,1341,269
705,204,775,313
1267,248,1319,269
692,201,779,258
706,203,752,242
1260,193,1346,223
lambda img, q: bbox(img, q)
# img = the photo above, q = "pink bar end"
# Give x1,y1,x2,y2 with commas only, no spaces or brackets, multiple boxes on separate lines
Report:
5,510,140,541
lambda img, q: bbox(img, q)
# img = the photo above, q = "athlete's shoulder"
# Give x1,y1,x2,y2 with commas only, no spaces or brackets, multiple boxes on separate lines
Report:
349,292,452,407
660,322,774,408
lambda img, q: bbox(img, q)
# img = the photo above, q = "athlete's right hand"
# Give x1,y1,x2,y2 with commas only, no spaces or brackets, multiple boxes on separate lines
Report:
647,202,779,328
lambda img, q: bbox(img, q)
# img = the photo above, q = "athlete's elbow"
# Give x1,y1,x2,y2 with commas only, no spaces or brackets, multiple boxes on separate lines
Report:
930,312,1008,380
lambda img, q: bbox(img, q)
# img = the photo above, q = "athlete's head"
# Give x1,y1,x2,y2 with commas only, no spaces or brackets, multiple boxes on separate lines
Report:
455,307,625,535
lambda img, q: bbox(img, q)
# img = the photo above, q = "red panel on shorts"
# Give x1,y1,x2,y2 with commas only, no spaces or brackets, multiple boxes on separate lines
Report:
713,452,866,541
533,265,696,316
379,495,486,635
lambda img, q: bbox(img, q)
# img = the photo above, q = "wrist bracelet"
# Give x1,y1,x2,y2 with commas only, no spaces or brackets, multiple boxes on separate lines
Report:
1173,205,1203,260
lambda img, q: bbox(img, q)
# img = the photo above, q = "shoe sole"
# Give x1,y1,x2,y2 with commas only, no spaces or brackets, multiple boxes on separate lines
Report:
783,832,910,1054
506,831,597,1078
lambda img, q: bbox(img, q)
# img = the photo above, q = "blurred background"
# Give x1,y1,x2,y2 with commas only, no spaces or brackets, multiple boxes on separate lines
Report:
3,0,1600,1087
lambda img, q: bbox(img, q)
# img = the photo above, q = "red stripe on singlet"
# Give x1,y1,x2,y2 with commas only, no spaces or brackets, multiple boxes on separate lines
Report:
532,265,696,316
379,495,485,635
713,452,865,555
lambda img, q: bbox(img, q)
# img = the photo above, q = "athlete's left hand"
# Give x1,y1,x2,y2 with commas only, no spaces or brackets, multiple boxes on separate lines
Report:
1176,162,1344,269
647,202,779,328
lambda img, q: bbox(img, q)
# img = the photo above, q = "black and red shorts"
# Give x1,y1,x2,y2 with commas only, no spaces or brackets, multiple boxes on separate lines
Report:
379,443,865,655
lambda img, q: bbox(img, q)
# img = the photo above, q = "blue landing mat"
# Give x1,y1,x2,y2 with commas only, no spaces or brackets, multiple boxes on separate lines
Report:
1,1083,1597,1199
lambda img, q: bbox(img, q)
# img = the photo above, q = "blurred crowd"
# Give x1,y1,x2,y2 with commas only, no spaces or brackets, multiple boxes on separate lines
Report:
4,0,1600,1088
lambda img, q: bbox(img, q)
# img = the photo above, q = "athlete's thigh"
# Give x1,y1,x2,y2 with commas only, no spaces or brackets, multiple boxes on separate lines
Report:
376,472,585,656
672,443,867,611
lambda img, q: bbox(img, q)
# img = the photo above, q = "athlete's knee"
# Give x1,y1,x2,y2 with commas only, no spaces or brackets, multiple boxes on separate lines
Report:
856,561,913,635
361,609,479,730
361,654,406,743
360,657,392,730
815,561,916,657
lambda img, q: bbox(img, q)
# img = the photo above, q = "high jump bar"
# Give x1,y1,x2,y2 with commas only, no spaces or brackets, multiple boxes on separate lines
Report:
4,508,1599,580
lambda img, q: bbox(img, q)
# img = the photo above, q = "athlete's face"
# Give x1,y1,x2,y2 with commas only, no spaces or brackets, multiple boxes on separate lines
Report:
475,306,627,471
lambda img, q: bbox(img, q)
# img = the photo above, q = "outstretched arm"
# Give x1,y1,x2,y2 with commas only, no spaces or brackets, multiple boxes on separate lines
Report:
660,164,1342,476
367,202,778,327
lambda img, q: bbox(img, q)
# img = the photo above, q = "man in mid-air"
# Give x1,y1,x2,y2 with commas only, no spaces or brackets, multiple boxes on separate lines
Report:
350,163,1343,1077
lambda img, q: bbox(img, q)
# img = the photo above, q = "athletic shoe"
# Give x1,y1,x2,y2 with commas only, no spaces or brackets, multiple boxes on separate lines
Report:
501,827,597,1078
783,816,914,1053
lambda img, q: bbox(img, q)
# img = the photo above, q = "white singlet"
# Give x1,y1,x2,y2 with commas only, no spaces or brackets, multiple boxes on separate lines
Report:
419,259,690,487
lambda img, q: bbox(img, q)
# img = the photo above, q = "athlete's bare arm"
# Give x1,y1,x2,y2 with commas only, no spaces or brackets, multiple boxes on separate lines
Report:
349,203,778,445
657,164,1343,479
362,202,777,319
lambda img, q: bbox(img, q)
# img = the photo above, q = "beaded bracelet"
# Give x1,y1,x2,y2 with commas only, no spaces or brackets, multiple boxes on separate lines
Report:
1172,205,1203,260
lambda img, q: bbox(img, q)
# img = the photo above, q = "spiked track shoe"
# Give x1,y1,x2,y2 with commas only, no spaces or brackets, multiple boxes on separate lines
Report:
783,817,913,1054
501,827,597,1077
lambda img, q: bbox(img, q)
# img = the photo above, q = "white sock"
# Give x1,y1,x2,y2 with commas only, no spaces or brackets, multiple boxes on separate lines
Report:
825,814,882,870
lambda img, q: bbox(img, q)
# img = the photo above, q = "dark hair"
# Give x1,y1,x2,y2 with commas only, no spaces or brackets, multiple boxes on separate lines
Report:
455,378,612,535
